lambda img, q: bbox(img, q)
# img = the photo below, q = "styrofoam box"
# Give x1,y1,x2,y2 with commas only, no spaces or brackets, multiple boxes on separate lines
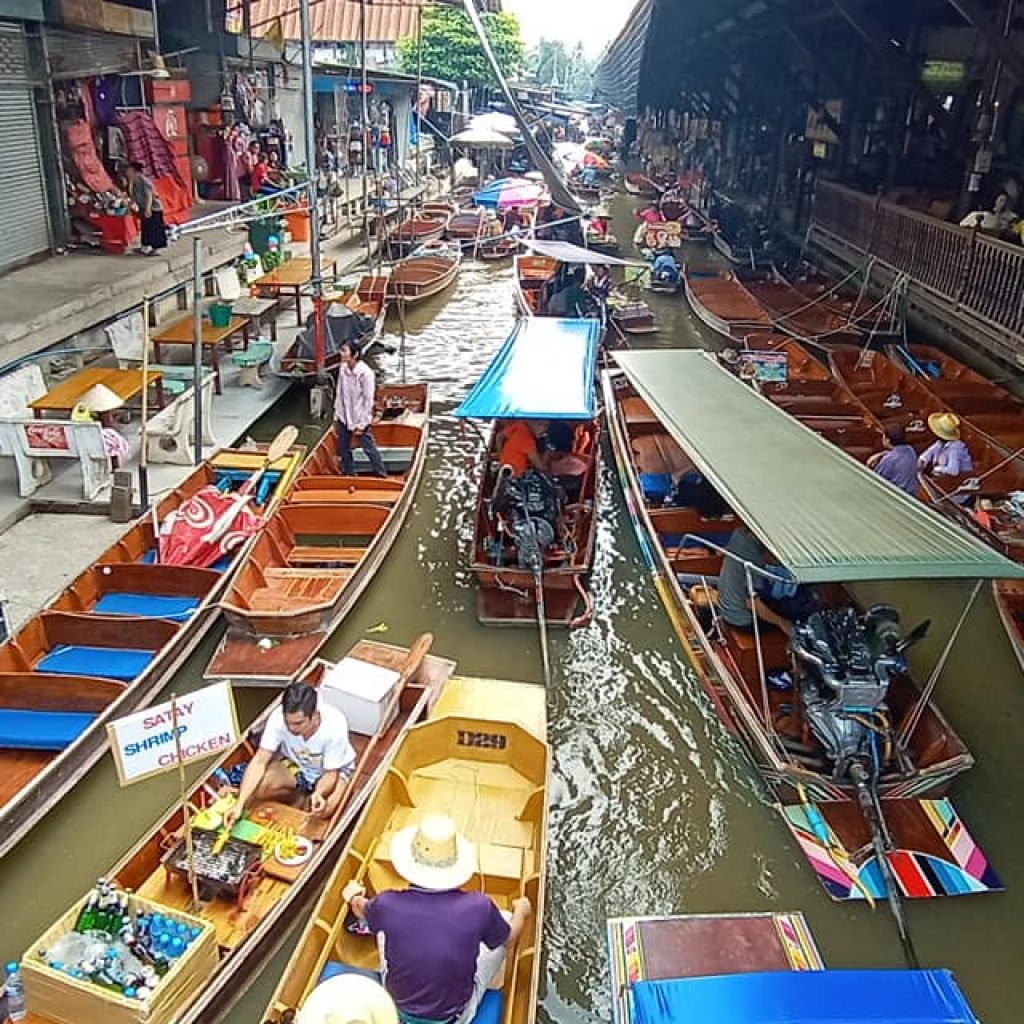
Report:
320,657,402,736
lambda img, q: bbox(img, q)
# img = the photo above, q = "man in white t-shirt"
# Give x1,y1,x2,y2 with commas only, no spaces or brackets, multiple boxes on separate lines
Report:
224,682,356,827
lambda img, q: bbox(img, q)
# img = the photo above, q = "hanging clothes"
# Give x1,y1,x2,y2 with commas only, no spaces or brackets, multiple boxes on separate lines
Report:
117,109,183,183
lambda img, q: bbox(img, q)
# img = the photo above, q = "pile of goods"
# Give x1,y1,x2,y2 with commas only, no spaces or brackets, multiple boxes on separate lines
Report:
32,878,201,1001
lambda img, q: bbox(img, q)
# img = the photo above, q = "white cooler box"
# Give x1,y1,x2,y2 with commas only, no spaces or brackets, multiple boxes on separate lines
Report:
319,657,402,735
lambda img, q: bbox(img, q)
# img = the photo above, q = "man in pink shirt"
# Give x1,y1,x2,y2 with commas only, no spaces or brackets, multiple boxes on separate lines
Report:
334,341,387,477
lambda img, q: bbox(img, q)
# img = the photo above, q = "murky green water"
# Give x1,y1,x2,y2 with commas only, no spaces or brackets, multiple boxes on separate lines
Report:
3,197,1024,1024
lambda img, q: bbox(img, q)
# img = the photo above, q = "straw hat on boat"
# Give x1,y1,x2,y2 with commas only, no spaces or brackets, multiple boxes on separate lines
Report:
391,814,477,890
927,411,962,442
296,974,398,1024
71,383,124,421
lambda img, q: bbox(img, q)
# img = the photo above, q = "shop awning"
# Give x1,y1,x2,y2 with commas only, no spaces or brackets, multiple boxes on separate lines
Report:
613,350,1024,582
456,318,600,420
630,970,978,1024
522,239,646,267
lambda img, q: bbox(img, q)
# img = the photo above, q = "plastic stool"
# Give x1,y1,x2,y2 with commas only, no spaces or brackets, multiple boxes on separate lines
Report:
232,340,274,388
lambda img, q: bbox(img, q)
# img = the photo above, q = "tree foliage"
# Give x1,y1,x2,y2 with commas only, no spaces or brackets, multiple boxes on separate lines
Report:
397,7,525,89
527,38,593,99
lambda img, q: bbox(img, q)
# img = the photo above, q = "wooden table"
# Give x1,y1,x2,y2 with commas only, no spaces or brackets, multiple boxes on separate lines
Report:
254,257,337,326
152,314,251,395
28,366,165,421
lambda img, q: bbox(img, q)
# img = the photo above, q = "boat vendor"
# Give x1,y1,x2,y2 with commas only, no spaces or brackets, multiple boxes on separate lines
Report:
498,419,548,477
717,526,816,637
549,269,596,317
223,682,355,827
651,251,680,284
918,413,973,478
342,815,532,1024
868,424,920,497
336,340,389,478
588,264,612,303
296,974,398,1024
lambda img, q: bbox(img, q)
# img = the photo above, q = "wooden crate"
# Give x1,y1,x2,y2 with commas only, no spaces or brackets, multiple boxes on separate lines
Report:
21,892,218,1024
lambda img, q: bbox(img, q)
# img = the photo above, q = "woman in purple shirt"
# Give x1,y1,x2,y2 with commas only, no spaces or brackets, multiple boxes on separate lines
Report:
344,816,532,1024
868,424,920,497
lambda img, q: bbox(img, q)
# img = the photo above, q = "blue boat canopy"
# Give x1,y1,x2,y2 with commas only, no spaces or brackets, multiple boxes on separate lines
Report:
630,970,978,1024
455,318,600,420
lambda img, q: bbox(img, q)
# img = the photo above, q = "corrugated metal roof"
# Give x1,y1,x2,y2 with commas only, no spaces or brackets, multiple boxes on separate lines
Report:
592,0,654,114
251,0,428,44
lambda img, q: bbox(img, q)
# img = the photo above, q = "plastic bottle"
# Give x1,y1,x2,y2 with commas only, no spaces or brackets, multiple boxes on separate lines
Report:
5,961,27,1022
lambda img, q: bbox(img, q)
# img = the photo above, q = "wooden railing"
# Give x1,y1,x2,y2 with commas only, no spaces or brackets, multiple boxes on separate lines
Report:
811,181,1024,354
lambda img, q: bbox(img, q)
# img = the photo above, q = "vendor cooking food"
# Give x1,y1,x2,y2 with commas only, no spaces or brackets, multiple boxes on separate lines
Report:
224,682,356,827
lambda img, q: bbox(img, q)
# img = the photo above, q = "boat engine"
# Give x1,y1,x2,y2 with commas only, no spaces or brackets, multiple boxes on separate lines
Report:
790,605,925,781
493,470,563,573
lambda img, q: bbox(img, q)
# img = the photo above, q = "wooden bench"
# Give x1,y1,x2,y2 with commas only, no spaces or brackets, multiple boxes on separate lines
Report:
722,623,790,682
145,372,217,465
0,418,112,499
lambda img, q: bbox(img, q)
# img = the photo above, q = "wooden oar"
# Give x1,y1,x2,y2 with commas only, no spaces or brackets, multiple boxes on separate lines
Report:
203,424,299,545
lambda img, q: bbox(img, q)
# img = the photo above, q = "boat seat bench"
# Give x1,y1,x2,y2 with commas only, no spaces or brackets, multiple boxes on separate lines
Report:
92,592,200,621
0,708,96,750
36,645,155,681
288,545,367,565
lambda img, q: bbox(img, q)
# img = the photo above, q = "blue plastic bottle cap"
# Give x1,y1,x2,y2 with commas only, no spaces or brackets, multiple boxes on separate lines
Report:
124,987,137,999
5,961,16,972
50,961,63,971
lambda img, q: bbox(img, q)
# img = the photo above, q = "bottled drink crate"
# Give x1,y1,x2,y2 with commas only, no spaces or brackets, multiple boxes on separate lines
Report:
20,892,218,1024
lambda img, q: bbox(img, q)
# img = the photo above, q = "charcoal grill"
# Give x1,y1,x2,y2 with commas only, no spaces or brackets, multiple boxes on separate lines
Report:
163,829,264,906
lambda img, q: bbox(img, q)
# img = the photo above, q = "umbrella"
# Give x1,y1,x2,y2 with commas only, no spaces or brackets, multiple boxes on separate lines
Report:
469,112,520,136
157,482,264,567
450,126,516,149
473,177,546,209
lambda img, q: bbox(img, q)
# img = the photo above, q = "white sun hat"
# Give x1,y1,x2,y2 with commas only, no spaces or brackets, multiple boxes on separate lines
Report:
390,814,477,891
296,974,398,1024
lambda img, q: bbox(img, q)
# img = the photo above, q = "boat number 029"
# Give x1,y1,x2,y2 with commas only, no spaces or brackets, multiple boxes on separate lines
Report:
457,730,507,750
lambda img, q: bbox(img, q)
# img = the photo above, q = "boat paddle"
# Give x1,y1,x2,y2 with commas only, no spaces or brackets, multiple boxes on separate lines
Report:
849,762,920,969
203,424,299,546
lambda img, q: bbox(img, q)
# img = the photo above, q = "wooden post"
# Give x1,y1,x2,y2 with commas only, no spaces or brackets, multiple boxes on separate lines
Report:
170,692,201,908
139,294,151,511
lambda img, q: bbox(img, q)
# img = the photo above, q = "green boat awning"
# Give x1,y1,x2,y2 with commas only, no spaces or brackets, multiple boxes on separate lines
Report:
614,350,1024,583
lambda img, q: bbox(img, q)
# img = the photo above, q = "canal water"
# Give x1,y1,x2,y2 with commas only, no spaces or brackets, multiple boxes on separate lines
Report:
3,197,1024,1024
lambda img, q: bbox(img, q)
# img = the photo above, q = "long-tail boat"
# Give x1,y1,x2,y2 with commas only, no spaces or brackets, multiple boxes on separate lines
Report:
0,445,305,860
788,267,902,338
456,317,601,630
447,209,489,241
386,242,461,305
388,207,451,253
893,342,1024,454
206,386,429,687
514,251,560,316
607,911,977,1024
829,346,1024,545
261,675,548,1024
736,269,862,345
274,275,388,381
604,349,1018,902
683,266,773,342
18,637,455,1024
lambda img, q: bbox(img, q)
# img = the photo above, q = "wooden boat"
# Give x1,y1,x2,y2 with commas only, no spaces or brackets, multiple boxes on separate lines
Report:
479,237,519,261
895,342,1024,454
206,386,429,686
386,243,461,305
56,638,455,1024
739,334,884,462
585,231,621,256
458,318,601,628
604,349,1012,901
447,209,489,241
388,207,451,251
262,675,548,1024
569,179,603,202
683,266,773,341
788,268,902,338
0,445,304,860
995,579,1024,672
275,275,388,381
610,298,657,335
623,171,660,197
737,269,862,345
607,911,977,1024
514,252,560,316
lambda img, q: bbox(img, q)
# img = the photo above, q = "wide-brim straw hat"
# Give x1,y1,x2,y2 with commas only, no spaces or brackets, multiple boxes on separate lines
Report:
928,411,962,441
77,383,124,415
296,974,398,1024
391,814,477,891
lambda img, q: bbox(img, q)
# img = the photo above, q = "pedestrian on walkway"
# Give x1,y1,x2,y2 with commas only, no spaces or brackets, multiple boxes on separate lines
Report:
334,341,387,477
126,162,167,255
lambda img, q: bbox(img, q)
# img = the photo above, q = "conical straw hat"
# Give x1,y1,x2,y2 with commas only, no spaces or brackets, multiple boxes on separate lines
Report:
77,383,124,414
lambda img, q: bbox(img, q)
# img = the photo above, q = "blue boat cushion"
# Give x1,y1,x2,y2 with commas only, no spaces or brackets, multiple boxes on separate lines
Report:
0,709,96,751
141,549,234,572
630,969,977,1024
640,473,672,502
93,593,200,621
317,963,504,1024
36,645,154,681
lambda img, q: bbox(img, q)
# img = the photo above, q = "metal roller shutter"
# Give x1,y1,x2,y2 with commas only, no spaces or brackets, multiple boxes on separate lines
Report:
0,22,49,271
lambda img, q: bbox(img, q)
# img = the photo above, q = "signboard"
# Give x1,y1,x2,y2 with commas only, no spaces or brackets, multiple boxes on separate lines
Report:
643,221,683,250
740,350,788,383
921,60,965,91
107,682,240,786
24,423,70,453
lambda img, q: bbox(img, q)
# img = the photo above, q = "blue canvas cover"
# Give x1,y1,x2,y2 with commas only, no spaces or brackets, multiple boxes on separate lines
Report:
631,969,977,1024
455,318,599,420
